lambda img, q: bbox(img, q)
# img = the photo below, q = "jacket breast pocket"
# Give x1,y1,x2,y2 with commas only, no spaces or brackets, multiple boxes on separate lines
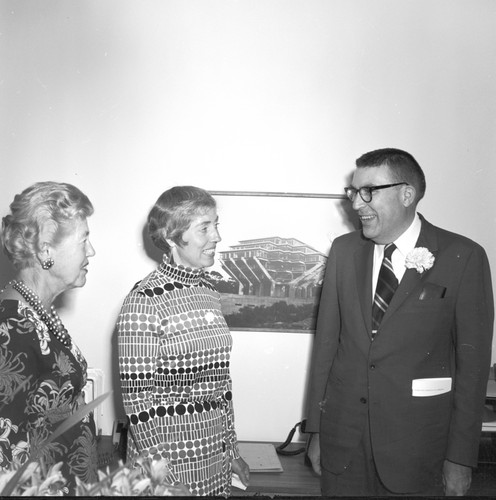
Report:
418,282,447,300
409,296,454,312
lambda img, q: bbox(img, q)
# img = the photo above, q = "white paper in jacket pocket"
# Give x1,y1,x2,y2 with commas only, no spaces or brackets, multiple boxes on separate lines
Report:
412,377,452,397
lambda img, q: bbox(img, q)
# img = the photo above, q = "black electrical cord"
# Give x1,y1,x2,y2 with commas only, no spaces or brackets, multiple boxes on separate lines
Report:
275,420,307,456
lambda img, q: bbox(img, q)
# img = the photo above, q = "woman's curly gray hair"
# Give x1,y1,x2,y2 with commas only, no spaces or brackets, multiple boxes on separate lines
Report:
148,186,216,255
1,181,94,269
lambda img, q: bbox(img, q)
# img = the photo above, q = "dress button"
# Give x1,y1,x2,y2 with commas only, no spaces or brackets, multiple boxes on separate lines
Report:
360,397,367,404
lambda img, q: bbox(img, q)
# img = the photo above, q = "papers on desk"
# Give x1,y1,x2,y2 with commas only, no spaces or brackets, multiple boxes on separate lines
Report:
482,404,496,432
482,421,496,432
238,442,283,473
231,473,247,490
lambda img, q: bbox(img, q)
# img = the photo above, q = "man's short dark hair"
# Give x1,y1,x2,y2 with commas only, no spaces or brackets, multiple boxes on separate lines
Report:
356,148,426,202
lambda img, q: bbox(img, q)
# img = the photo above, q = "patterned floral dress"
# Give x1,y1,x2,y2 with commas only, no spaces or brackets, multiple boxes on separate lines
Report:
117,257,241,497
0,299,98,494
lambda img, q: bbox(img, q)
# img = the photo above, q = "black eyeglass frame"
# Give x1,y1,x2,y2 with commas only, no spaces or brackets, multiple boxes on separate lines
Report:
344,182,409,203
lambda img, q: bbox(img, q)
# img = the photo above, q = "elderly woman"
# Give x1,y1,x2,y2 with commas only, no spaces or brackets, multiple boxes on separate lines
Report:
117,186,249,497
0,182,97,493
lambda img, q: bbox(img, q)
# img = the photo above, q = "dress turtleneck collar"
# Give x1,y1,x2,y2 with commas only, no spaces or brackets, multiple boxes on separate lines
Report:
158,255,205,286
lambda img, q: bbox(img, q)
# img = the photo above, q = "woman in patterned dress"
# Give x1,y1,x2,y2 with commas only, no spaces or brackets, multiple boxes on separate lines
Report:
117,186,249,496
0,182,98,494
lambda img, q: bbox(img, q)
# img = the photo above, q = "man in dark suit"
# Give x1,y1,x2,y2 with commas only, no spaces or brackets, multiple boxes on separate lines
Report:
306,148,494,496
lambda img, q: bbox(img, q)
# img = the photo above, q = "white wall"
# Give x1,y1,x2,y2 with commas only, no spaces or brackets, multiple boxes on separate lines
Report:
1,0,495,440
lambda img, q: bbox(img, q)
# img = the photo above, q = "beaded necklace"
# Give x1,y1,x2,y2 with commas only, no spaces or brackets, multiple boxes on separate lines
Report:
10,280,72,348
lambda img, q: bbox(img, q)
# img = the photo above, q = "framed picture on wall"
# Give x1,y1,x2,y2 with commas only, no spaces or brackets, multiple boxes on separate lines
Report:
207,191,357,333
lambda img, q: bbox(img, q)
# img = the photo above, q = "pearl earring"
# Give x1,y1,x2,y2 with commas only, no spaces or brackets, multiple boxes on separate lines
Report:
42,258,54,270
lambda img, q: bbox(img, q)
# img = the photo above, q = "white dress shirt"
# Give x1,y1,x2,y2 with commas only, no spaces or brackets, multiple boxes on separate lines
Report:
372,213,422,298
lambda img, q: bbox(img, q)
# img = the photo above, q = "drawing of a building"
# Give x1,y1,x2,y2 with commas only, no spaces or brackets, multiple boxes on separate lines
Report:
219,236,327,300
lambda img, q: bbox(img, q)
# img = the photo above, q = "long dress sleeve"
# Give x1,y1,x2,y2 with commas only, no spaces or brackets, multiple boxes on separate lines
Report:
116,292,177,481
222,377,241,460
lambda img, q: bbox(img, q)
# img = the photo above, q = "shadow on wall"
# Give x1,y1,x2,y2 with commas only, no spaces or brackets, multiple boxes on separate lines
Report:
337,196,359,233
340,171,360,232
142,221,164,266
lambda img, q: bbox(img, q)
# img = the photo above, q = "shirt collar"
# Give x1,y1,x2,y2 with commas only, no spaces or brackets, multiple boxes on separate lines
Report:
393,212,421,258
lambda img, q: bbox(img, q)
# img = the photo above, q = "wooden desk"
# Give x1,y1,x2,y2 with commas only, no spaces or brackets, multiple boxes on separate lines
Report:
98,436,320,495
233,442,320,497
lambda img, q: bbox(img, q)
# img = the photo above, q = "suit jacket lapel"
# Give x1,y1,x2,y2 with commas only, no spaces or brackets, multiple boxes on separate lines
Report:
380,215,440,326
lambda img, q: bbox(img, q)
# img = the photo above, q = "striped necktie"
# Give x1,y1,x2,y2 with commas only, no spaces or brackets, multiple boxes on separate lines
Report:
371,243,398,338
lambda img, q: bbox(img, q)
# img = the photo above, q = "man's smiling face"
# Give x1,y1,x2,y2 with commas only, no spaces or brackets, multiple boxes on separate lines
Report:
350,165,414,244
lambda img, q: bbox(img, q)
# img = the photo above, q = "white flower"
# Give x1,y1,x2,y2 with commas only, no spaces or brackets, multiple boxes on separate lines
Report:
405,247,435,274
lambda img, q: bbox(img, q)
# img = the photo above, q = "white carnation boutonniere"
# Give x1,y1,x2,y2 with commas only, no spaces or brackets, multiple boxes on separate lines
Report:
405,247,435,274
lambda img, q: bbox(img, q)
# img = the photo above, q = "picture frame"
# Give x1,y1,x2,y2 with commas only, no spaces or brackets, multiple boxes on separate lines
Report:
208,190,357,333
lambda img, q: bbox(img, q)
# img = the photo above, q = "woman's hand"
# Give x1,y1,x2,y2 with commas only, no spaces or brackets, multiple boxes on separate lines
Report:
232,456,250,486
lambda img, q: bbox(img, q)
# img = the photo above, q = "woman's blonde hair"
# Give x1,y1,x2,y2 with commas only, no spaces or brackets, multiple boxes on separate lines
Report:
1,181,94,269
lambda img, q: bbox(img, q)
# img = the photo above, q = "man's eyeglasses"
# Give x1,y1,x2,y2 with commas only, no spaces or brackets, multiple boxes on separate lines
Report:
344,182,409,203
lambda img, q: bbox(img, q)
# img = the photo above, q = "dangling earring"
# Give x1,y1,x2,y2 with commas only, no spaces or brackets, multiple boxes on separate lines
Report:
42,258,54,270
167,240,176,263
169,246,176,264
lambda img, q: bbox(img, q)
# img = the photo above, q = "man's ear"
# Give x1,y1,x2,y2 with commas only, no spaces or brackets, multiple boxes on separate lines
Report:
402,185,417,207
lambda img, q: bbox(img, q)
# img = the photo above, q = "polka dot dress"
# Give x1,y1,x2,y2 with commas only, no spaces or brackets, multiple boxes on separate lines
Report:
117,256,241,496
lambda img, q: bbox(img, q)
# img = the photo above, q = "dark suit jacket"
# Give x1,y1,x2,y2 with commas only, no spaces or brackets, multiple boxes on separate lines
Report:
306,215,494,493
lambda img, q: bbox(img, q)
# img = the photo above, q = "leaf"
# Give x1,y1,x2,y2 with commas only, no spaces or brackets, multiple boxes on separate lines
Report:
0,391,111,496
39,392,110,449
